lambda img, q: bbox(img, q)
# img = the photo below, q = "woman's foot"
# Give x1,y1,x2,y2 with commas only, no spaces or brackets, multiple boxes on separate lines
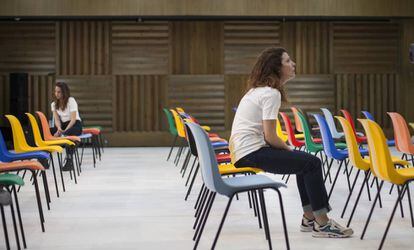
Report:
312,219,353,238
300,216,315,232
62,159,74,171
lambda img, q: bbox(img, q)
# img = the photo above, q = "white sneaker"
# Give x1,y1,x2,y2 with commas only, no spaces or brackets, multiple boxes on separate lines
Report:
312,219,354,238
300,216,314,232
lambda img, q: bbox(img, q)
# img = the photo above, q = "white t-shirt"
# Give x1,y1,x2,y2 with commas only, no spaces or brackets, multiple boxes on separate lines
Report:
229,86,281,163
51,97,81,123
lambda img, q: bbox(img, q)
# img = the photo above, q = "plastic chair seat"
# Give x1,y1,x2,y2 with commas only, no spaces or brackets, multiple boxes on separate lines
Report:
216,154,231,163
387,140,395,147
2,150,49,161
201,125,211,132
82,128,100,135
210,137,227,143
395,167,414,179
221,174,286,196
0,173,24,186
79,133,93,139
17,145,63,154
0,161,44,172
219,164,262,176
212,141,229,148
208,133,219,138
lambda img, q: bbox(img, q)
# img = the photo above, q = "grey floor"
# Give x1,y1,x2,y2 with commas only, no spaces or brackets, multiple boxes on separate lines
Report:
1,147,414,250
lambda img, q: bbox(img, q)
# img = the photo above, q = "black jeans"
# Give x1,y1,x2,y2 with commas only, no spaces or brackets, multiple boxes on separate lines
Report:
235,147,331,215
50,120,82,136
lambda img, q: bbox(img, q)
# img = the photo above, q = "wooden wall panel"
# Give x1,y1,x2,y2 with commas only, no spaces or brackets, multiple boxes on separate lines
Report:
224,75,248,129
224,21,281,74
114,75,167,132
171,21,223,74
332,22,399,73
282,22,330,74
335,73,399,128
112,22,170,75
0,75,10,126
56,76,113,131
168,75,225,131
0,22,55,75
28,75,55,118
282,75,336,123
58,21,111,75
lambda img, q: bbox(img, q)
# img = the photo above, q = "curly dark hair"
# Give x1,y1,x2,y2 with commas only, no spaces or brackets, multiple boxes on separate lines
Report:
246,47,289,102
53,82,71,110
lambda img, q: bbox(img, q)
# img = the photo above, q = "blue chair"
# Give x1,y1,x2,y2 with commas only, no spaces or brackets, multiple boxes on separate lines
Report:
361,111,395,147
321,108,344,139
313,114,369,200
186,122,289,250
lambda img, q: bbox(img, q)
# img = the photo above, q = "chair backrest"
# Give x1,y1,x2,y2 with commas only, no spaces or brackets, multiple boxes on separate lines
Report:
290,107,303,133
321,108,342,139
183,121,198,157
359,119,404,184
361,111,375,121
276,118,288,142
279,112,302,147
297,111,320,152
341,109,365,143
176,107,185,114
186,122,226,194
163,108,178,136
336,116,369,171
26,113,45,147
313,114,341,159
5,115,31,152
0,130,10,162
35,111,55,140
387,112,413,153
170,109,186,138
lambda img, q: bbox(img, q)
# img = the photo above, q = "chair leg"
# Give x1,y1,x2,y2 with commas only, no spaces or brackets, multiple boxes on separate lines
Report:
193,192,216,250
193,191,215,240
211,195,234,250
56,153,66,192
360,180,384,240
41,171,51,210
10,186,26,249
180,151,191,177
193,189,211,230
378,184,408,250
194,184,205,210
185,163,200,201
396,186,405,218
341,169,361,218
49,154,60,197
185,157,198,186
328,160,344,200
167,135,177,161
375,177,383,208
194,188,209,220
406,183,414,227
7,187,21,250
274,188,290,250
32,171,45,232
258,190,272,249
347,171,370,227
252,190,262,229
323,158,334,184
1,205,10,250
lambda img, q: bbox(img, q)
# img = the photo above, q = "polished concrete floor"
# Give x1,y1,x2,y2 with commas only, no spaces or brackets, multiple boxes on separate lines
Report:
1,147,414,249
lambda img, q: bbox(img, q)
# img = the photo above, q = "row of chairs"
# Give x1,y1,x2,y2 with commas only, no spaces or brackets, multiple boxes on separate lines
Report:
0,111,105,249
277,107,414,249
164,107,289,250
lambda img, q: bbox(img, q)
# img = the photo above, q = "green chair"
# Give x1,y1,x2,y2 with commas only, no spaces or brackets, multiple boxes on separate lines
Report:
0,173,25,250
163,108,179,161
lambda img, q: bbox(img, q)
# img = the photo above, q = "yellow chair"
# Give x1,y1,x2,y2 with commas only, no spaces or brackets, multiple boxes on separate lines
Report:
5,114,70,193
359,119,414,249
276,117,305,143
336,116,409,227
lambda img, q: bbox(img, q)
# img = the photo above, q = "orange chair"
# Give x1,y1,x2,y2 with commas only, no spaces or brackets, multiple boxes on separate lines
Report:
388,112,414,165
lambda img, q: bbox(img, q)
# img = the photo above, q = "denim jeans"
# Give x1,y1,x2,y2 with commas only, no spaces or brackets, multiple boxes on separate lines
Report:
235,147,331,215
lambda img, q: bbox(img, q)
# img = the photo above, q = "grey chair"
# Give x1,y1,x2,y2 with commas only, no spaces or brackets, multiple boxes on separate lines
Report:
186,122,290,250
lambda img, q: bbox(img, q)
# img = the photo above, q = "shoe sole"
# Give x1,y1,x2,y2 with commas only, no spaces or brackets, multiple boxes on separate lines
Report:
300,226,313,232
312,232,353,238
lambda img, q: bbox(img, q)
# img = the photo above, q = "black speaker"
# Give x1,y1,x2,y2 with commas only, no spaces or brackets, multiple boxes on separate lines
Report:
9,72,29,124
410,43,414,64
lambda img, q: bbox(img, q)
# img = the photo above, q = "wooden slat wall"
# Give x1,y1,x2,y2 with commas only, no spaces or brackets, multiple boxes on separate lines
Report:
58,21,111,75
332,22,399,73
224,21,281,74
168,75,225,131
56,76,113,131
0,22,55,75
335,73,399,128
171,21,223,74
114,75,167,132
112,22,170,75
28,75,55,118
284,22,330,74
0,75,10,126
224,75,249,129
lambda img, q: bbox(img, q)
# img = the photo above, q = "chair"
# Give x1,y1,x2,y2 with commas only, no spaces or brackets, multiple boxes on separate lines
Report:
5,115,68,199
340,109,367,144
321,108,344,139
163,108,179,161
359,119,414,250
361,111,395,147
0,173,25,249
279,112,305,149
186,122,289,250
388,112,414,164
313,114,368,199
336,116,409,227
